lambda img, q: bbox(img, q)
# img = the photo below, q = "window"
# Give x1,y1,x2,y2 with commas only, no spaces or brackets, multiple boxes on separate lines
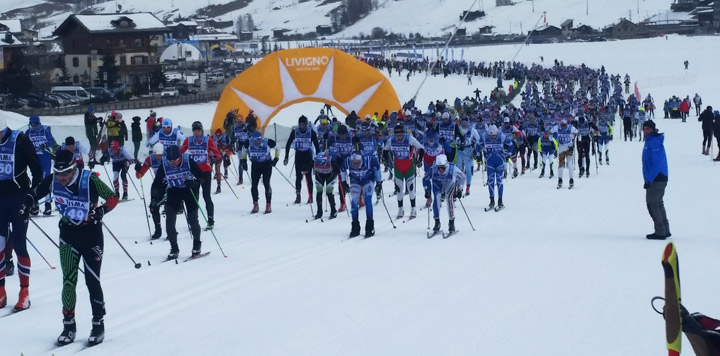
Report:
72,57,79,67
120,56,126,66
135,38,143,47
131,56,148,65
87,57,91,68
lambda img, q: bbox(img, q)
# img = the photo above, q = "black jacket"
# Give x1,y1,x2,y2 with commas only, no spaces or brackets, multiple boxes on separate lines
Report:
0,128,43,197
699,109,714,130
131,121,143,142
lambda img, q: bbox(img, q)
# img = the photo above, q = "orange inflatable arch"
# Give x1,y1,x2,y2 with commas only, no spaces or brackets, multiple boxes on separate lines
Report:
211,48,401,133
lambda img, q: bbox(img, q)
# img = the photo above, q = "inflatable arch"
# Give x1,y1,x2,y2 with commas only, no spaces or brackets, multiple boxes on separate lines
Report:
211,48,401,133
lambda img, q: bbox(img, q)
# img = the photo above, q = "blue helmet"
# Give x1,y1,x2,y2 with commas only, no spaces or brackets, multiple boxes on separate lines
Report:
162,118,173,128
29,115,40,125
425,129,436,140
250,130,262,142
87,106,95,112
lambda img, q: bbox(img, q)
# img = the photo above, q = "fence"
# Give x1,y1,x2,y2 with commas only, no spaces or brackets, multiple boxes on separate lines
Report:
9,92,222,117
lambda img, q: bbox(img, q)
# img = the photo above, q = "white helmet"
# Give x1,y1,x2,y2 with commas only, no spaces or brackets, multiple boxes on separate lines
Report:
488,125,498,136
441,112,450,119
435,154,448,168
152,143,164,155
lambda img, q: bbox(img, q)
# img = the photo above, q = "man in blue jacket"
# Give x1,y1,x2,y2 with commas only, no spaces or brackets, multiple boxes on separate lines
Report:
642,120,670,240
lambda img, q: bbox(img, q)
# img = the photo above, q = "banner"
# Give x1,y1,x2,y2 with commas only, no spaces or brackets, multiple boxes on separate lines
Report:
634,81,641,102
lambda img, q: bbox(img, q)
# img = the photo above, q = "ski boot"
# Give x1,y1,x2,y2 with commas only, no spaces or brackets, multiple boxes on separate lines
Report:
294,191,301,204
329,209,337,219
497,198,504,209
237,175,243,185
586,170,589,178
88,317,105,346
487,197,495,210
409,207,417,219
365,219,375,238
557,178,563,189
215,185,221,194
6,258,14,276
251,202,259,214
338,202,346,212
579,167,585,177
56,318,76,346
30,204,39,216
151,225,162,240
539,168,545,178
465,185,471,196
206,218,214,231
122,192,128,201
569,178,574,189
396,207,404,219
448,219,455,233
349,220,361,238
43,202,52,216
433,219,441,233
14,287,30,312
598,153,603,165
549,169,554,179
314,209,323,220
167,247,179,260
264,203,272,214
512,168,518,178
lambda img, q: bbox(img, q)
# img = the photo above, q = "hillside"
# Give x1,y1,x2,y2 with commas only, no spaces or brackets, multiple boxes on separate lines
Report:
1,0,677,40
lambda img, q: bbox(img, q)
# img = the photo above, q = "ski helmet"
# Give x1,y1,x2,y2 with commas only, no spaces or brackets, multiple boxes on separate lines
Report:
165,145,181,161
337,124,348,135
53,149,76,174
192,121,203,131
488,125,498,136
394,124,404,134
162,118,173,128
29,115,40,126
435,154,448,169
298,115,308,124
250,131,262,142
152,143,164,156
441,112,450,120
111,141,120,151
350,152,363,168
64,136,76,146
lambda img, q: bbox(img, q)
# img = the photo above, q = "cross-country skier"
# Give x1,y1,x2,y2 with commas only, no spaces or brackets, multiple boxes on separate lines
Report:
30,150,117,346
551,119,579,189
135,143,165,239
232,114,250,185
25,114,57,215
152,145,203,259
61,136,94,170
383,124,424,219
284,115,320,204
0,117,42,311
482,125,507,210
313,150,340,220
428,154,465,233
333,125,354,212
146,118,185,148
596,115,613,165
421,129,444,208
248,131,279,214
575,117,598,178
454,117,480,195
213,128,233,190
103,141,134,200
524,115,541,171
180,121,221,230
341,151,382,238
538,129,558,178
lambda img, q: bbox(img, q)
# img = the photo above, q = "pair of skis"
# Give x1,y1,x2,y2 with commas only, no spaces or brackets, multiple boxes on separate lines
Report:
426,230,458,239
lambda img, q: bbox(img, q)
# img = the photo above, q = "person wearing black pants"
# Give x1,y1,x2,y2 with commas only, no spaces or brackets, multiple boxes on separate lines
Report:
0,120,42,312
576,117,597,178
248,131,279,214
698,106,714,155
284,115,319,204
180,122,221,230
152,146,203,259
30,149,118,346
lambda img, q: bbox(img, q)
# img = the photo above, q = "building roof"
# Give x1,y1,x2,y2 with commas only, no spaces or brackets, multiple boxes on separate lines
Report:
0,20,22,34
0,32,24,47
168,21,199,28
189,33,238,41
561,19,574,27
53,13,167,36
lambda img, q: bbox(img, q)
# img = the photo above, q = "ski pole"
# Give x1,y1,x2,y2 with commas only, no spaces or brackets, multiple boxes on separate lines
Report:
223,175,240,199
133,174,153,238
272,165,297,190
26,236,56,270
456,190,476,231
304,171,314,218
189,187,227,258
378,184,397,229
102,163,113,189
101,221,142,269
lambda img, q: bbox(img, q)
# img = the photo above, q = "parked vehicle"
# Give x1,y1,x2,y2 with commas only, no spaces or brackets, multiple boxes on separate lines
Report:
50,86,94,105
175,82,198,95
25,93,60,108
51,92,80,105
47,93,76,107
160,87,179,97
86,87,117,103
208,72,225,84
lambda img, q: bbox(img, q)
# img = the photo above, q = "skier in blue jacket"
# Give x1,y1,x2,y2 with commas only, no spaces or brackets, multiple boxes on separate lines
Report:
642,120,670,240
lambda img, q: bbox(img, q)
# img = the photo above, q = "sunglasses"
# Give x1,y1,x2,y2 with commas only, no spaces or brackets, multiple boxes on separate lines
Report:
437,166,447,172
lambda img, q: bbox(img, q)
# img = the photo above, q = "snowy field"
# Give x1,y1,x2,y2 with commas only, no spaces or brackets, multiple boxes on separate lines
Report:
2,35,720,356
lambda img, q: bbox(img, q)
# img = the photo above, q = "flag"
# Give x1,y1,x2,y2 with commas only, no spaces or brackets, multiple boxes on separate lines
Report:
634,81,641,103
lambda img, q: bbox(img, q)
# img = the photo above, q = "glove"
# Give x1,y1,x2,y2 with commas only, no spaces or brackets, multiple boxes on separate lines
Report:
210,155,217,165
124,160,131,168
374,183,382,195
554,152,558,158
40,143,47,150
643,182,650,189
88,161,96,170
18,194,35,220
89,206,106,223
283,156,289,166
454,190,463,199
272,157,279,166
424,190,431,199
134,162,142,172
342,181,350,194
100,154,109,164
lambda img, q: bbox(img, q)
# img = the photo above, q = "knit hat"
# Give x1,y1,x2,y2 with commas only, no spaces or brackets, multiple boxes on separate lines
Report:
642,120,656,130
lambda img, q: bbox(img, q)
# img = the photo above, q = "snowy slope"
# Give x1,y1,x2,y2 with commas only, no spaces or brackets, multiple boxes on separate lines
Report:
5,0,677,40
2,35,720,356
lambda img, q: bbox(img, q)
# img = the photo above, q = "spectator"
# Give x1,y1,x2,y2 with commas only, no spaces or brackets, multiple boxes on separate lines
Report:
714,111,720,161
642,120,670,240
699,106,714,155
679,97,691,122
145,110,156,140
84,106,100,153
131,116,143,160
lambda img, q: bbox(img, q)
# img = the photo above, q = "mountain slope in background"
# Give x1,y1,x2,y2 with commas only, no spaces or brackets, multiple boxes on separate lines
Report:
1,0,677,40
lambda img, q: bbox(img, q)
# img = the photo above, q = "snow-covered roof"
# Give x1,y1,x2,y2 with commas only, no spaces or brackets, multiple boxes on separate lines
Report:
0,19,22,34
168,20,198,27
0,31,23,47
60,13,167,34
